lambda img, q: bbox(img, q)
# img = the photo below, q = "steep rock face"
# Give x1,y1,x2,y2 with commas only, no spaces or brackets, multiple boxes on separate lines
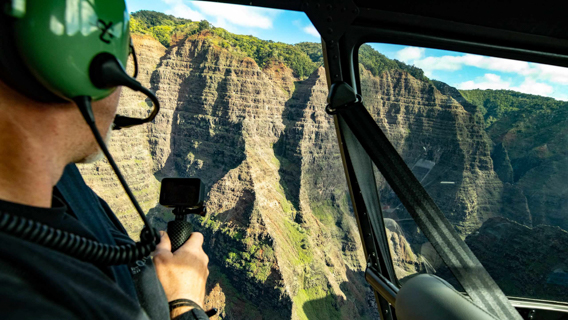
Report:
359,69,510,237
79,33,376,320
145,33,295,318
385,219,421,278
274,66,373,318
461,90,568,230
490,108,568,230
263,60,296,97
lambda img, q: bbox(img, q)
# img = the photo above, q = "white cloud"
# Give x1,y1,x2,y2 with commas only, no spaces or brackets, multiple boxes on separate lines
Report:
531,64,568,84
191,1,276,29
303,25,319,38
553,93,568,101
514,78,554,96
396,47,424,62
462,55,530,74
458,74,511,90
165,2,204,20
160,0,277,31
458,74,554,97
291,19,319,38
405,52,568,88
409,54,531,74
161,0,203,20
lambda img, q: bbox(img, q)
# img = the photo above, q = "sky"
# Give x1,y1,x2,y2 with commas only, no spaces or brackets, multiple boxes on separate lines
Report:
127,0,568,101
371,44,568,101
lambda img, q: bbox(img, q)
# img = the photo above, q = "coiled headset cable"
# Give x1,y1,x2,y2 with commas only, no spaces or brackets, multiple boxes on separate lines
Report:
0,53,163,266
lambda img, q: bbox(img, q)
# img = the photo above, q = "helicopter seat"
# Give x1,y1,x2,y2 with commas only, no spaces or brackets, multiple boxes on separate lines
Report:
396,274,500,320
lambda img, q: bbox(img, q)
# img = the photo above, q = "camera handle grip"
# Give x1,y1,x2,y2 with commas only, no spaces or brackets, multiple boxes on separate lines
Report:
167,220,193,252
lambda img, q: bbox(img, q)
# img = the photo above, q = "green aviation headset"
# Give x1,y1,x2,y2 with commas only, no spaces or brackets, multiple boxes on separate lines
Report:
0,0,161,265
0,0,159,128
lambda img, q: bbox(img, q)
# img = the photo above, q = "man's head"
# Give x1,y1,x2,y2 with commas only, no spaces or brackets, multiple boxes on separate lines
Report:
0,0,160,213
0,0,133,168
0,0,161,200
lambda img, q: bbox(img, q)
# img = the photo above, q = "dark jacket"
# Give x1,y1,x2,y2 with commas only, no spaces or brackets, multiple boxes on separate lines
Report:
0,164,206,320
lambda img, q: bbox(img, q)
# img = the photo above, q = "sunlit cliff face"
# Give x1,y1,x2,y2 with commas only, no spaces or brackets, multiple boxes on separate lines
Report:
77,33,379,320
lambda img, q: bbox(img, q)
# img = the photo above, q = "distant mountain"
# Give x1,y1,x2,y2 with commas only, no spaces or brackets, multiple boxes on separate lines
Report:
460,89,566,127
460,89,568,230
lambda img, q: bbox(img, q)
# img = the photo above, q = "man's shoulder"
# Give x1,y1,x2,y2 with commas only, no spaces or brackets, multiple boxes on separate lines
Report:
0,233,148,320
0,252,79,319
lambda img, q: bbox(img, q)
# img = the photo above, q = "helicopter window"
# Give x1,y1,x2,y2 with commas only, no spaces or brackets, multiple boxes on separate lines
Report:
358,42,568,303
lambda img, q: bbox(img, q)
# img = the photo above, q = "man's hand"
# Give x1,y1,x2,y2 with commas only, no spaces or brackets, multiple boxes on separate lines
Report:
153,231,209,315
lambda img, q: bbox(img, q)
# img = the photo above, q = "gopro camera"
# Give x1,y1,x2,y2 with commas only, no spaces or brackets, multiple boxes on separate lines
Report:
159,178,205,210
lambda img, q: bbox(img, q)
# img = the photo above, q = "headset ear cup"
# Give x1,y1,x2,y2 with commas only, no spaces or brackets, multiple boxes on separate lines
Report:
0,15,66,103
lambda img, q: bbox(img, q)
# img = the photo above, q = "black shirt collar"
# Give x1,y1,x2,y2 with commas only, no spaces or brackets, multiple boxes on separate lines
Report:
0,196,67,225
0,194,97,240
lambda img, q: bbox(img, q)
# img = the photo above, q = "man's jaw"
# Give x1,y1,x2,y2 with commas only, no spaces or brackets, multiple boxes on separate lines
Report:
77,125,113,164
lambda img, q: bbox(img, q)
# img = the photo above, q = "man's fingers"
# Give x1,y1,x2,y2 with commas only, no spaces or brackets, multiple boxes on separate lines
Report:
154,231,172,255
185,232,204,249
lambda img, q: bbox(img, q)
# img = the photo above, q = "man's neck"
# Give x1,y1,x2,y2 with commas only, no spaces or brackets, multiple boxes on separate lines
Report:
0,118,64,208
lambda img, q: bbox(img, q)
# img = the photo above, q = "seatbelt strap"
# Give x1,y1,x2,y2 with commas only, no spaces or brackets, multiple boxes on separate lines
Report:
329,82,522,320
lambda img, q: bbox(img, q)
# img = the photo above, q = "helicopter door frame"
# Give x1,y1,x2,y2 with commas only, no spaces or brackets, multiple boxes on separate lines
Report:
318,4,568,318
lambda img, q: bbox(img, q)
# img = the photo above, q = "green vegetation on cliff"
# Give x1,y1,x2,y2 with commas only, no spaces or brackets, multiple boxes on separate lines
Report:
132,10,192,28
295,42,324,65
358,44,429,81
130,11,195,47
460,89,566,127
209,28,318,79
130,10,318,78
293,41,429,80
130,10,429,81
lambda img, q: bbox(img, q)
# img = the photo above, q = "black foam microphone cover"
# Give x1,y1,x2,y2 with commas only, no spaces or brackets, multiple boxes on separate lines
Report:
89,53,160,130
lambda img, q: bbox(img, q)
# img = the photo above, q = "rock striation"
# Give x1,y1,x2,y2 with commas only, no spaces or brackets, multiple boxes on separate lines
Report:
359,68,522,239
80,33,376,320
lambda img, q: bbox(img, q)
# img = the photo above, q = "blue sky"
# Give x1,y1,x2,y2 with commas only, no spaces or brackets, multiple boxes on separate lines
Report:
371,44,568,101
127,0,568,101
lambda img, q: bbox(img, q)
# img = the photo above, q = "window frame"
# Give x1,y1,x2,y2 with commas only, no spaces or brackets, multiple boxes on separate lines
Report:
321,8,568,317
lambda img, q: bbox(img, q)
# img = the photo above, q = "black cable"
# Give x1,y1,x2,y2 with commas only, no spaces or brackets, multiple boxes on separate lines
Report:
129,41,139,79
88,52,160,130
113,85,160,130
0,210,156,265
74,96,159,239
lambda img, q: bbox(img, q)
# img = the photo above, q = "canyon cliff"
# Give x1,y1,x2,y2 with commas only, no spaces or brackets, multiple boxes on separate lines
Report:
359,68,530,243
79,33,376,320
